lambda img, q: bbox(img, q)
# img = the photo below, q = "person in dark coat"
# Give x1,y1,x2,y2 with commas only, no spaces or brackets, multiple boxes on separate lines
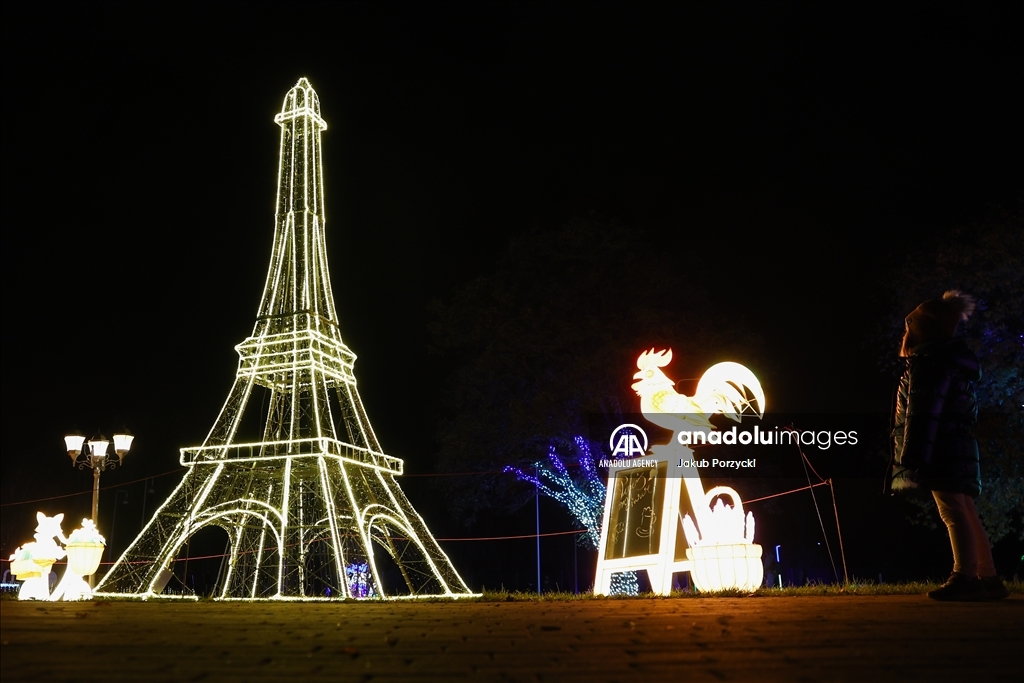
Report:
892,290,1009,601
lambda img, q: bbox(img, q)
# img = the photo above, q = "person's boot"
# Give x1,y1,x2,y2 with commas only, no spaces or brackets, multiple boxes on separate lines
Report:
927,572,984,601
979,575,1011,600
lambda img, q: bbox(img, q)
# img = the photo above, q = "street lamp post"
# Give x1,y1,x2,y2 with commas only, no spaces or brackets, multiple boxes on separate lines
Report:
64,430,135,585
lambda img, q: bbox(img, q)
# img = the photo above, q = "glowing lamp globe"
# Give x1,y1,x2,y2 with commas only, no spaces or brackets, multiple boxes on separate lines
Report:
65,433,86,459
88,436,110,458
113,431,134,458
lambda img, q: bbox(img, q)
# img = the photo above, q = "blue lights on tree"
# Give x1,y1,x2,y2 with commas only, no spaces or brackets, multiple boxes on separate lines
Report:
505,436,639,595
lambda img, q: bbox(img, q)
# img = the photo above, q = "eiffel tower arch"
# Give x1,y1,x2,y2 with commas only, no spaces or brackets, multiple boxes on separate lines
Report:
97,78,474,600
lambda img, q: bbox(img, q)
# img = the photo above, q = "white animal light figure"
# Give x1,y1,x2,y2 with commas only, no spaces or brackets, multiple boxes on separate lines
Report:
10,513,68,600
9,513,105,601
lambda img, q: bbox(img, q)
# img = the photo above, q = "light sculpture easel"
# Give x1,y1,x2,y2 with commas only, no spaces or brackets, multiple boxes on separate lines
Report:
594,350,765,595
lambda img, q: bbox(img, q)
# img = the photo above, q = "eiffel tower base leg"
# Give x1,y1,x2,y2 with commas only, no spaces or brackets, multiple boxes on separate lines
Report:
97,455,474,600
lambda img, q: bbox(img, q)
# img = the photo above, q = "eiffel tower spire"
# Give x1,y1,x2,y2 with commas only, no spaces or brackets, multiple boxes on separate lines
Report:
97,78,473,600
261,77,335,323
215,76,375,453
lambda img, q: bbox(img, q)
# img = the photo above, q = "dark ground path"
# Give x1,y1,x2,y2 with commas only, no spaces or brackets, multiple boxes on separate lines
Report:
2,595,1022,682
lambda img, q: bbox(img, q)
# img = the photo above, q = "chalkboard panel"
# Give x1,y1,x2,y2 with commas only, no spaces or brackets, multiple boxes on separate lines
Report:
604,462,668,560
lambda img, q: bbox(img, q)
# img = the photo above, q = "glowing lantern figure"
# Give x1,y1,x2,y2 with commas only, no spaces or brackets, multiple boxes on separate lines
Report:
9,513,105,601
594,349,765,594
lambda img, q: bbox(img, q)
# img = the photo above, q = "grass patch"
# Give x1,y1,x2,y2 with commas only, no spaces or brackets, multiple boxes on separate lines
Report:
473,579,1024,601
4,581,1020,602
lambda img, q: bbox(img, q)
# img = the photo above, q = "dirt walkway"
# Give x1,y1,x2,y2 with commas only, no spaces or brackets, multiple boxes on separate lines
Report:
2,596,1021,682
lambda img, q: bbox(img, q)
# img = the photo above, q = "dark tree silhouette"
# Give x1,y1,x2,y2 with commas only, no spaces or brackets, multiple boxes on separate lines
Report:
428,218,760,521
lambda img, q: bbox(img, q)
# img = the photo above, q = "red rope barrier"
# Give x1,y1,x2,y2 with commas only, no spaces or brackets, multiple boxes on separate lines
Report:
0,467,188,507
743,481,831,504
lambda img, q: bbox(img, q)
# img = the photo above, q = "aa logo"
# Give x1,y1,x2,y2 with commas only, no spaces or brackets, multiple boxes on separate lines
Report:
609,423,649,458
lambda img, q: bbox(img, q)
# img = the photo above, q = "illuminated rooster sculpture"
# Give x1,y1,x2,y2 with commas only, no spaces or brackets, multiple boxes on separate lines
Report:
631,349,765,432
594,349,766,595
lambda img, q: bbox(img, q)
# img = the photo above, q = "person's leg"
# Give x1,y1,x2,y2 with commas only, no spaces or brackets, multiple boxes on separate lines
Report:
928,491,984,600
960,495,1011,599
959,495,995,576
932,490,977,576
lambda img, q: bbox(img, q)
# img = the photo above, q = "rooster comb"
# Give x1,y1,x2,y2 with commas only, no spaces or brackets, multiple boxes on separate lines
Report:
942,290,976,322
637,348,672,370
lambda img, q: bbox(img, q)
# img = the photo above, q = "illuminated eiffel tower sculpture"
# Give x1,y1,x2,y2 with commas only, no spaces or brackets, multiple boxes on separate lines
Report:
97,78,473,600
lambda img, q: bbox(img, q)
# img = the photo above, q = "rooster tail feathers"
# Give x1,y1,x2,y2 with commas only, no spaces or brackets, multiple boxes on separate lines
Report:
702,382,753,422
694,362,766,420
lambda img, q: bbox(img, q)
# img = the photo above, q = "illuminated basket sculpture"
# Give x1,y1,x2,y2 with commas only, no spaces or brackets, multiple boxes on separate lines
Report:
10,558,49,580
595,350,766,595
65,543,104,577
683,487,764,592
52,521,107,601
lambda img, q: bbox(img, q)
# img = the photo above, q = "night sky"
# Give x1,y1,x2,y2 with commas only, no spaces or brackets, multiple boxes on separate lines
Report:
2,2,1021,589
